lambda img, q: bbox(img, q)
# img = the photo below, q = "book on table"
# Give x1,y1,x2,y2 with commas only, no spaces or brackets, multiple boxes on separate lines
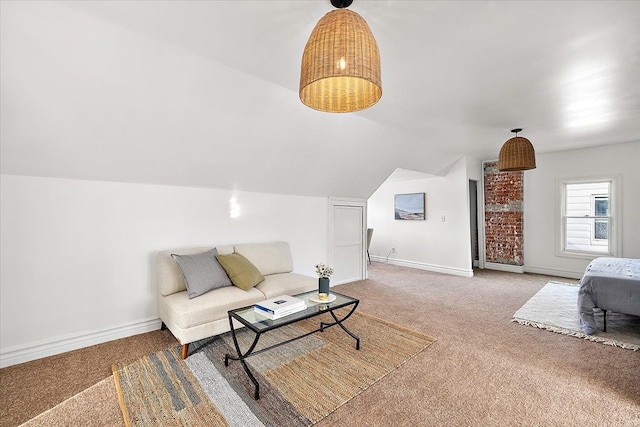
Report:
254,295,306,320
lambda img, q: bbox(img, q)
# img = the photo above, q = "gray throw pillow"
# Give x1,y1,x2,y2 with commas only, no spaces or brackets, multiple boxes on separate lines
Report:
171,249,232,299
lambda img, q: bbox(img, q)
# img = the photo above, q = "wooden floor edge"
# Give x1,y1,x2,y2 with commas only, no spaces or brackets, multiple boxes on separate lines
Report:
111,364,132,427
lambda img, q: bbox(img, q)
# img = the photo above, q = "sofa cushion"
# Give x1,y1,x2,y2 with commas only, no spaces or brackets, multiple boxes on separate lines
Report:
171,249,232,299
160,286,265,329
158,247,212,296
234,241,294,276
255,272,317,299
215,245,234,255
216,253,265,291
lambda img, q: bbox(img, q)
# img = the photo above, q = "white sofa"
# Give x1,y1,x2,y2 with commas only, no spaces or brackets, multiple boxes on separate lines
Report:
157,241,316,358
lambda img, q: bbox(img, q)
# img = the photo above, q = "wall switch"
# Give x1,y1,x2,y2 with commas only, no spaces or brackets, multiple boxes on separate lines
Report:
441,215,446,222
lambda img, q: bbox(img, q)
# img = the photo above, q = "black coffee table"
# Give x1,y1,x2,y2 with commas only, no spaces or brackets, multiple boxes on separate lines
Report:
224,290,360,399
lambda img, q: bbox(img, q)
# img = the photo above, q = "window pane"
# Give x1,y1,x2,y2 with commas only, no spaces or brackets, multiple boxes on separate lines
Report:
594,198,608,216
564,182,611,254
594,219,608,240
565,217,609,252
562,180,615,257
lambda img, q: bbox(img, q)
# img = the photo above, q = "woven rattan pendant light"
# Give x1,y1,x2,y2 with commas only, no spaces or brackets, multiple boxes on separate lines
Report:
300,0,382,113
498,128,537,171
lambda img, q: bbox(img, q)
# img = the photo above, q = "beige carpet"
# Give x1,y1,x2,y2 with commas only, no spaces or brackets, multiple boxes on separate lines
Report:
1,329,177,427
3,263,640,427
19,378,124,427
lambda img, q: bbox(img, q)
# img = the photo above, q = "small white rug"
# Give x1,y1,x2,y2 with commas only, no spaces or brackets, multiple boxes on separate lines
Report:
513,281,640,351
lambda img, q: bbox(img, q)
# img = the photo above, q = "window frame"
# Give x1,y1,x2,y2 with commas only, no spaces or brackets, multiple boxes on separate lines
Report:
557,176,620,259
590,194,609,245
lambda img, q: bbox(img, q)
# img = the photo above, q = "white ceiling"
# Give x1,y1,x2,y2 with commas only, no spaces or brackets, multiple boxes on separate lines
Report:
1,1,639,198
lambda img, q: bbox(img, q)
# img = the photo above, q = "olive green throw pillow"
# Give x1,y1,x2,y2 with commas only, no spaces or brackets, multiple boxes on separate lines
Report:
215,253,265,291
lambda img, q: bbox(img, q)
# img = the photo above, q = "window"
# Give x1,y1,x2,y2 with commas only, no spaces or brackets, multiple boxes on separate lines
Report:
592,195,609,242
560,178,618,258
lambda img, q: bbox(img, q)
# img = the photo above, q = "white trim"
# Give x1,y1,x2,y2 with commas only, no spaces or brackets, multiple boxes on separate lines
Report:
485,262,525,274
556,175,621,259
371,256,582,280
0,317,162,368
523,265,583,280
370,256,473,277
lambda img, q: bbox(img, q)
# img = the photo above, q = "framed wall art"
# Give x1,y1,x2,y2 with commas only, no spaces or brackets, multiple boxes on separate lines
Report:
394,193,425,220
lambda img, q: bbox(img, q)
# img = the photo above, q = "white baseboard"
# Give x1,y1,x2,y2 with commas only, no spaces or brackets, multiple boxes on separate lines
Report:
523,265,582,280
484,262,525,274
370,257,583,281
0,317,162,368
370,256,474,277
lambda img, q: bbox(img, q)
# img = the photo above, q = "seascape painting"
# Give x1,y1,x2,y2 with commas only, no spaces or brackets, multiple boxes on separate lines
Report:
394,193,425,220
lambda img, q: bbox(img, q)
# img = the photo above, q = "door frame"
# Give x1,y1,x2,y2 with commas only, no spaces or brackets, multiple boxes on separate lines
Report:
478,162,488,269
327,197,368,284
469,179,480,268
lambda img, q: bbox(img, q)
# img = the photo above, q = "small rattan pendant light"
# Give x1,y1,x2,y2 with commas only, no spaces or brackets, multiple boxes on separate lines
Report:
498,128,537,171
299,0,382,113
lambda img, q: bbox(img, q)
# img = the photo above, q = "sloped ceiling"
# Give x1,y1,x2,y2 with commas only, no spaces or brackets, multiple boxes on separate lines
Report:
1,1,639,198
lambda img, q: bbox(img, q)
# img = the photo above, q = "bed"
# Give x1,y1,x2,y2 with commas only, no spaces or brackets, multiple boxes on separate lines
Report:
577,257,640,334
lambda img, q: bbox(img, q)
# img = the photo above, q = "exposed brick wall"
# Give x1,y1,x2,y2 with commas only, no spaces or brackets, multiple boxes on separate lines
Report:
483,161,524,266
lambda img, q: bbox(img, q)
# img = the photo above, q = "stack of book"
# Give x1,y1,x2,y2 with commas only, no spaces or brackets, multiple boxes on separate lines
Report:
254,295,306,320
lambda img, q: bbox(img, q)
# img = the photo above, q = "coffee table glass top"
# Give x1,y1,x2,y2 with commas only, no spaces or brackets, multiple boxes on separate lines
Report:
229,290,359,332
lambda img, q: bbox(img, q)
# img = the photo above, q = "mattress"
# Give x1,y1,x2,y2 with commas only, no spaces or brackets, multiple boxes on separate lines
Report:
577,257,640,334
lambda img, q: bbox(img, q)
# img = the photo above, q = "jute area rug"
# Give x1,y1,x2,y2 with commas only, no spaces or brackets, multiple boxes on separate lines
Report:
513,281,640,351
113,311,435,426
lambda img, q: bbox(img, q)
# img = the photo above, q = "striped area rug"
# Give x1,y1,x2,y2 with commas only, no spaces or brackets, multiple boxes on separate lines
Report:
113,311,435,426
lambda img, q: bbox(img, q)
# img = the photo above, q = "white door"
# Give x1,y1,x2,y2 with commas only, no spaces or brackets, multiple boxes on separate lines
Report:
329,198,366,285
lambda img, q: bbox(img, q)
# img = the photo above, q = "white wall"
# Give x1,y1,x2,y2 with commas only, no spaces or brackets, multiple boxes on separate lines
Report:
368,144,640,281
0,175,328,366
524,141,640,278
367,157,479,276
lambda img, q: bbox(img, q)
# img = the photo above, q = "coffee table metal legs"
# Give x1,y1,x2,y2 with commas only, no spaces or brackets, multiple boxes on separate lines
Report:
224,303,360,400
320,301,360,350
224,314,262,399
